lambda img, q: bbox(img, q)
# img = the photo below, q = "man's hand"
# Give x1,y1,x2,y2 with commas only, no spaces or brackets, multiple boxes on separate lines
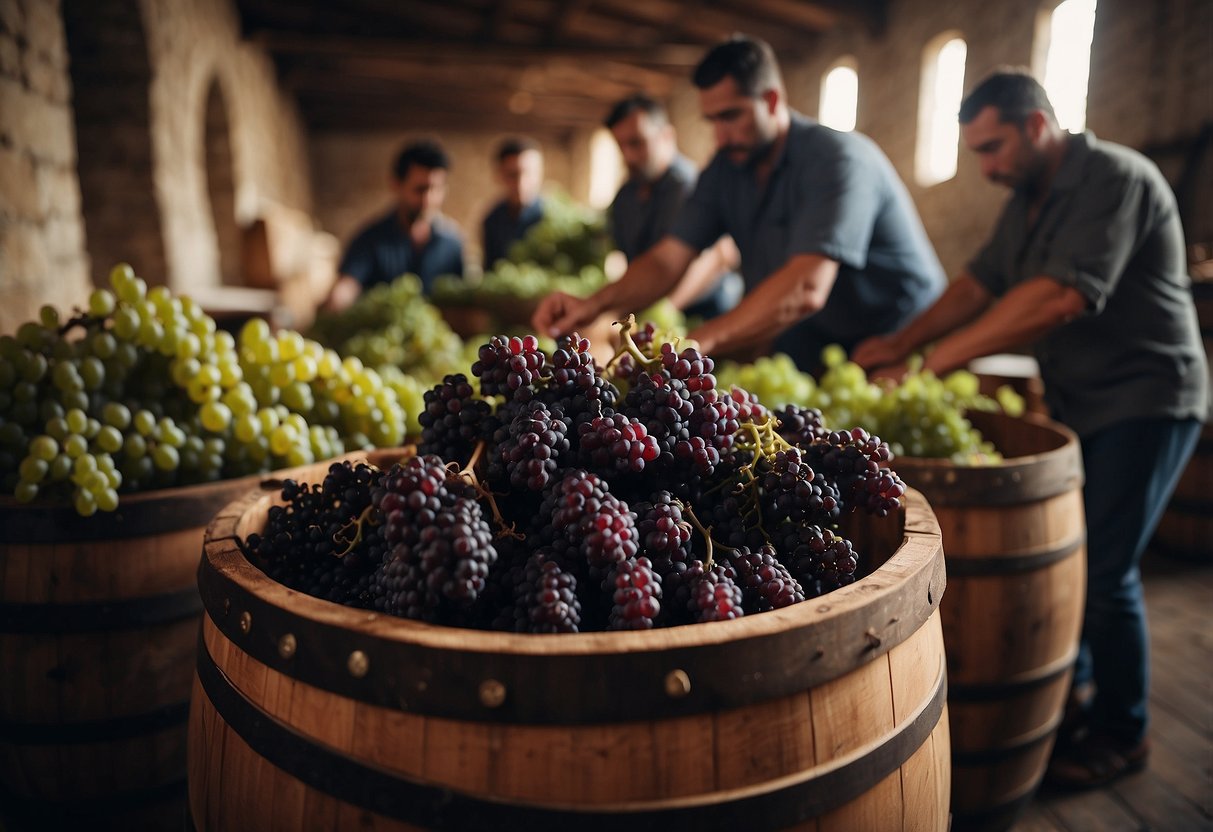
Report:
531,291,603,338
851,334,906,372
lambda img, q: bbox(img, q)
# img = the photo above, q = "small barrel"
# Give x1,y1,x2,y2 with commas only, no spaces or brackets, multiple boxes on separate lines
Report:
188,476,951,831
894,412,1086,832
0,459,345,831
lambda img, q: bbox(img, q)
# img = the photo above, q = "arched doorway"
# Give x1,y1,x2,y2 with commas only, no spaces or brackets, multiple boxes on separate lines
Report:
203,79,241,286
62,0,167,287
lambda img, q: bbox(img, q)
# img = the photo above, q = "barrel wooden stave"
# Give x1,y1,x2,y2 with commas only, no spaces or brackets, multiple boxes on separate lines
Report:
189,486,950,831
0,455,362,830
896,412,1086,832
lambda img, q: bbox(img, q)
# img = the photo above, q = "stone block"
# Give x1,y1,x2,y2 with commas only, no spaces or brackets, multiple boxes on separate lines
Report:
24,0,65,66
0,144,39,220
0,0,20,37
36,161,80,218
0,31,19,77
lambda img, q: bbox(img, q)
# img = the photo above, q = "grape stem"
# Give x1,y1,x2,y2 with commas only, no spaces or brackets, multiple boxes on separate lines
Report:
332,504,376,559
678,501,723,568
450,440,525,541
605,313,661,375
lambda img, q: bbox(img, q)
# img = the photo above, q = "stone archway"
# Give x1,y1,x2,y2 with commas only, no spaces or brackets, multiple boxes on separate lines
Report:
62,0,168,287
203,79,241,286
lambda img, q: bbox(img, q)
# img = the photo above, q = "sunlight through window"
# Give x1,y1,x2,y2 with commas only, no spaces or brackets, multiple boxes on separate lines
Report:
820,60,858,132
916,35,967,186
1038,0,1098,133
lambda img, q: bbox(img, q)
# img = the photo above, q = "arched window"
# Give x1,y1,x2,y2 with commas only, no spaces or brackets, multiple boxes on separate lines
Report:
1034,0,1098,133
915,33,968,187
819,58,858,132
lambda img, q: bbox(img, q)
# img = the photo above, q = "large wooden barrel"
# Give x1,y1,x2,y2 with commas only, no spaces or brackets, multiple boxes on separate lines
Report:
894,412,1085,832
0,461,338,831
189,472,950,831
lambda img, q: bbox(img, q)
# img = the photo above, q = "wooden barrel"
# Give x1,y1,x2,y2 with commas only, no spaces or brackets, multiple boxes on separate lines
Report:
0,459,342,831
189,472,951,831
894,412,1085,832
1152,279,1213,561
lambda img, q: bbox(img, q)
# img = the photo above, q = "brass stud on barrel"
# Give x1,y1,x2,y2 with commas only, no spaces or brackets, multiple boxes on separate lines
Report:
238,611,251,635
665,669,691,698
479,679,506,708
278,633,297,659
348,650,369,679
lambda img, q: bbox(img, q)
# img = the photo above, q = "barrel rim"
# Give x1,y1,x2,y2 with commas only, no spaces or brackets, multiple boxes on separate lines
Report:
197,484,945,723
893,411,1084,505
0,453,367,544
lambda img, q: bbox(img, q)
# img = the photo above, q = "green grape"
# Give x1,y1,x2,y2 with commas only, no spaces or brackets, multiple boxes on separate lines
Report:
199,401,232,433
124,432,147,459
63,434,87,458
89,288,117,317
30,435,58,461
96,488,119,512
133,409,156,436
102,402,131,429
79,357,105,390
96,425,123,453
39,305,60,329
15,480,38,503
74,490,97,517
152,444,179,471
18,455,48,483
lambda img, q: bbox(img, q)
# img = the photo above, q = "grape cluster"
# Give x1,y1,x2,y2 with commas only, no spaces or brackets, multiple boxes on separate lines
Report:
246,461,385,607
234,326,913,632
0,264,412,515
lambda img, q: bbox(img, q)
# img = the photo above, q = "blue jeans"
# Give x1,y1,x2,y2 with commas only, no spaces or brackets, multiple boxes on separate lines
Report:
1072,417,1203,744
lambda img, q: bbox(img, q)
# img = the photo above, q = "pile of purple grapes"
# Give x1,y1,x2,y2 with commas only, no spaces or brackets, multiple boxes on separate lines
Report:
245,326,907,632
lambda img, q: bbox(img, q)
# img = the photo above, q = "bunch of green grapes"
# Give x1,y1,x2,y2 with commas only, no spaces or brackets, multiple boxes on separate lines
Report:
0,264,411,515
718,346,1023,462
307,275,463,382
503,191,611,273
716,353,818,411
432,262,609,309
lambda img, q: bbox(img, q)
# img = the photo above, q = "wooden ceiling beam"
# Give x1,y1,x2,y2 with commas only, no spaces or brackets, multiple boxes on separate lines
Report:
252,30,706,68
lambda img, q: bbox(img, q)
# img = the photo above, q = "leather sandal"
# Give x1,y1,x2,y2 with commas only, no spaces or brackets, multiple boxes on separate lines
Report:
1045,732,1150,790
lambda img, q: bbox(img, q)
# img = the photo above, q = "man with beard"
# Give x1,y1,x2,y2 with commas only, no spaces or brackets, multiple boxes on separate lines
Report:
533,34,945,372
481,137,546,270
604,93,740,321
324,140,464,311
853,69,1208,789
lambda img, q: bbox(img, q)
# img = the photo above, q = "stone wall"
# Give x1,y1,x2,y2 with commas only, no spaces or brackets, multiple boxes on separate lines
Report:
0,0,90,335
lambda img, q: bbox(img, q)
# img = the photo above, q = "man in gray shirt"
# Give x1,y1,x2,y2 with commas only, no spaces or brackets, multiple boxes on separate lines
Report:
533,35,945,372
855,70,1208,789
604,94,739,320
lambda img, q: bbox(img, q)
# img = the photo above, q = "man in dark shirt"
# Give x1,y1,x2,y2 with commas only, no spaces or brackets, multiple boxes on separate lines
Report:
481,137,545,270
854,70,1208,789
324,141,464,311
533,35,945,372
605,94,740,320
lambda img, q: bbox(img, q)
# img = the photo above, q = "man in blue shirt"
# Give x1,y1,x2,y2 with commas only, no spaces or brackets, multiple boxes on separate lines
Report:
324,141,464,311
854,70,1208,789
533,35,945,372
605,94,740,321
481,137,545,270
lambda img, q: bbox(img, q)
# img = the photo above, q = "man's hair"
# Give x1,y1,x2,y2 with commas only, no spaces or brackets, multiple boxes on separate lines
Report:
692,34,783,97
495,136,542,164
393,140,450,180
604,94,669,129
959,69,1058,127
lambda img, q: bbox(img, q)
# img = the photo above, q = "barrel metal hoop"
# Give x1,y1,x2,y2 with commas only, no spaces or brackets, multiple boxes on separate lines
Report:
950,712,1063,766
950,787,1037,828
0,776,187,823
0,700,191,744
944,533,1085,577
0,490,240,544
195,544,945,724
0,586,203,633
194,636,947,832
948,648,1077,703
